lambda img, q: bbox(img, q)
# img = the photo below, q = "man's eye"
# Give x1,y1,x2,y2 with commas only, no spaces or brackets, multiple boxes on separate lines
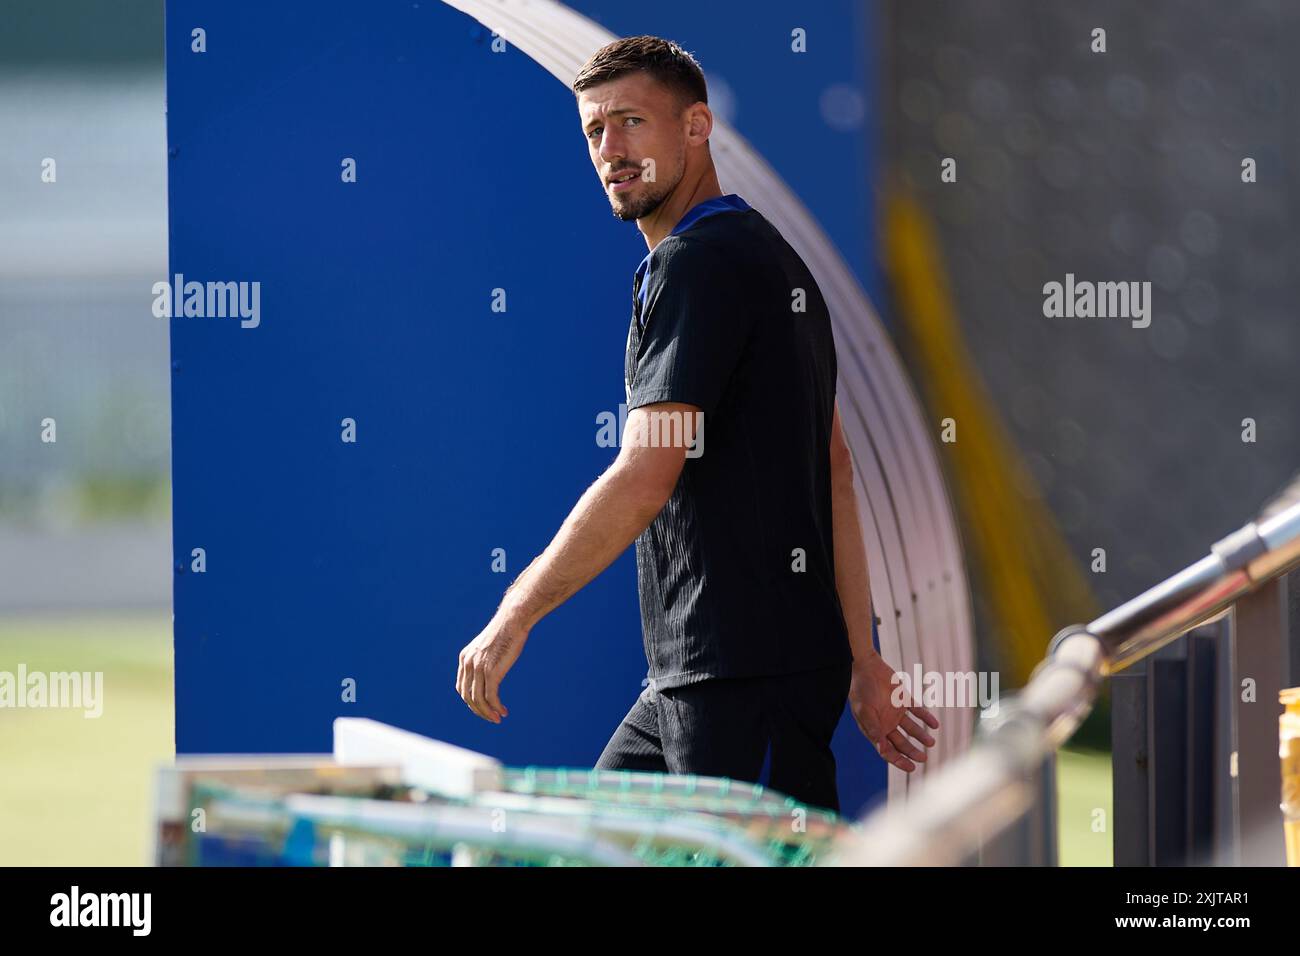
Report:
624,117,642,127
588,127,602,140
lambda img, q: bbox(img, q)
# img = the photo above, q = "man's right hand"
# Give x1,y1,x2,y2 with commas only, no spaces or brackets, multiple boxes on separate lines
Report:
455,615,529,724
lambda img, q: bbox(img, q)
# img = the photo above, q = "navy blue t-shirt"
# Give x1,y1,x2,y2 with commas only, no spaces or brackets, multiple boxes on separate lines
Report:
623,199,852,690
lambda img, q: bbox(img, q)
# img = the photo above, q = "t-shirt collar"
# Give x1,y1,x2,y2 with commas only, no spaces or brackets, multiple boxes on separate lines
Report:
634,194,750,315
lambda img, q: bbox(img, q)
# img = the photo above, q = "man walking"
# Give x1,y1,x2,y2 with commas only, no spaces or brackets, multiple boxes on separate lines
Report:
457,35,937,812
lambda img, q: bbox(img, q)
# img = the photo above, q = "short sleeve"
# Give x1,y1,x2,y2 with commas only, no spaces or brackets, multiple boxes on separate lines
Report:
627,237,754,419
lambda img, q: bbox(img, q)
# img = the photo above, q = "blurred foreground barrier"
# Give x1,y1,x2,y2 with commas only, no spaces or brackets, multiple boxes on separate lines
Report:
154,719,851,866
1283,687,1300,866
831,474,1300,866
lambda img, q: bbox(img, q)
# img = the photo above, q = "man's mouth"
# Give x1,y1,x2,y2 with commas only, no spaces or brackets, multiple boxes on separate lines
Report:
609,170,640,193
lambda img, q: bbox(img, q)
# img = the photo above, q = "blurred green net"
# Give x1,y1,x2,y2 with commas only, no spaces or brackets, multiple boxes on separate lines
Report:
163,764,854,867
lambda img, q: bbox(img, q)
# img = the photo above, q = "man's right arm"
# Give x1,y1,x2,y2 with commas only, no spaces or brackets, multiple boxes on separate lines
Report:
493,402,697,632
455,401,700,723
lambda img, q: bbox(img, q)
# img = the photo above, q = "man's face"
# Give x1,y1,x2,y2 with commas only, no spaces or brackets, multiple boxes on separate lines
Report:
578,72,688,222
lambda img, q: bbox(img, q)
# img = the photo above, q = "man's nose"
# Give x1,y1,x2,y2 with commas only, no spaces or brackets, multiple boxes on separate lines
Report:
598,127,625,166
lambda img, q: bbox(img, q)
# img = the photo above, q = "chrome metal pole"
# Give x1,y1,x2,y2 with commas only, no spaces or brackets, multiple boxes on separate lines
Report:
833,498,1300,867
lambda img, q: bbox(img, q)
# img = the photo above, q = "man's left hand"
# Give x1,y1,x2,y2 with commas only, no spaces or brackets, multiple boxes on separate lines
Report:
847,652,940,772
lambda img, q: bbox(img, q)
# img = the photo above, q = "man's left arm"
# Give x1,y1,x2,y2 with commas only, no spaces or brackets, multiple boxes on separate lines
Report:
830,401,878,667
829,401,941,771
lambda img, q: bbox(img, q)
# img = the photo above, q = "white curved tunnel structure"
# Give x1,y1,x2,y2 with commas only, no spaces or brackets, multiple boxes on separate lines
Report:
443,0,976,800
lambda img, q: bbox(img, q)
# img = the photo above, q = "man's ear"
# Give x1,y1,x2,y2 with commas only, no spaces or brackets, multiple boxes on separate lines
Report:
686,102,713,146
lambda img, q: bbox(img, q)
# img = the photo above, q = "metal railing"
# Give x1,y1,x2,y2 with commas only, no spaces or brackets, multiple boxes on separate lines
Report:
831,475,1300,866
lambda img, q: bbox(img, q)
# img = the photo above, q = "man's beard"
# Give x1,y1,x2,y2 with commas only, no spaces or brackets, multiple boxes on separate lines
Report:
609,174,675,222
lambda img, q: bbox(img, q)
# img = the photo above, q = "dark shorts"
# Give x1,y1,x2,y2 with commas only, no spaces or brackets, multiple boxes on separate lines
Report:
593,661,852,813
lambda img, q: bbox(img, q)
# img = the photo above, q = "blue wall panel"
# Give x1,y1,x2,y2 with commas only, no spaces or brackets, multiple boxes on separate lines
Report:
167,0,887,816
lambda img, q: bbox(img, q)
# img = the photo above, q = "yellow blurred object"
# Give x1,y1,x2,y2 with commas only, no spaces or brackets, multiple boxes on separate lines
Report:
884,191,1098,686
1281,687,1300,866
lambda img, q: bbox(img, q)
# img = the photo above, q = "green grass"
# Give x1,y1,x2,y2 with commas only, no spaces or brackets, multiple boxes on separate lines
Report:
1056,745,1114,866
0,611,173,865
0,610,1115,866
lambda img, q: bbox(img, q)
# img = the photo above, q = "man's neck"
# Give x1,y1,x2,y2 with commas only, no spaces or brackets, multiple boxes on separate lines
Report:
637,170,724,251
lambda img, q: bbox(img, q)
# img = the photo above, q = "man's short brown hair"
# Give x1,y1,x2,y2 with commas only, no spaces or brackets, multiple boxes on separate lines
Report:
572,35,708,111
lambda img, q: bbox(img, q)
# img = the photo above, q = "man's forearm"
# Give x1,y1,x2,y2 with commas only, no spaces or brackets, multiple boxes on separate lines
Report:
494,460,668,633
831,452,879,664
